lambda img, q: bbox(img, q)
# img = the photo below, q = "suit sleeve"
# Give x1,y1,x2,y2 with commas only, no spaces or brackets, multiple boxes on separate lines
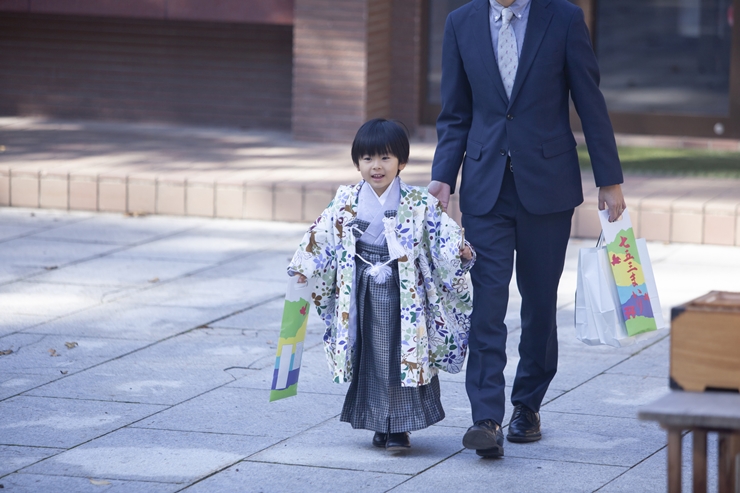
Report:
431,14,473,194
565,8,624,188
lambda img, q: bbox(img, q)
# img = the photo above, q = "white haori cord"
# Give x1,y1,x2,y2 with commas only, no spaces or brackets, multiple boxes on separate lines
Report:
352,216,408,284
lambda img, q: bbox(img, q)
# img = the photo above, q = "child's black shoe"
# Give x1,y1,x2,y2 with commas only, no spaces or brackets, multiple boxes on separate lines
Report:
372,432,387,448
386,432,410,451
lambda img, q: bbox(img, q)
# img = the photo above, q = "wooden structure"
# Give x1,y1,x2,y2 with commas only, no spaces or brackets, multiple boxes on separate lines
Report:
639,391,740,493
670,291,740,393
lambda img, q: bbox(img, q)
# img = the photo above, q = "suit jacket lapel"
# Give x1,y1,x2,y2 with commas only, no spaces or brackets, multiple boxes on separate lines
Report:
508,0,553,107
471,0,508,106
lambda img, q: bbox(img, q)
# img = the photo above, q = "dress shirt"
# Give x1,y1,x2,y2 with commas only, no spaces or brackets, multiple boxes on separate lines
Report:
489,0,532,61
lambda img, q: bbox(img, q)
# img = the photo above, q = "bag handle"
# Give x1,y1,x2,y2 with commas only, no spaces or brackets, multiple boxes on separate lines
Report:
595,232,605,248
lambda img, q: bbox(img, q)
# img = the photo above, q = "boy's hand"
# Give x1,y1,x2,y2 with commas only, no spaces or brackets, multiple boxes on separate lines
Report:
296,274,308,284
460,245,472,261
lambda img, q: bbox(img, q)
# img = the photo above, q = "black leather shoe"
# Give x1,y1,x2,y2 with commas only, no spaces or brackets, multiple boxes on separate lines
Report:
386,432,411,451
372,432,387,448
462,419,504,458
507,404,541,443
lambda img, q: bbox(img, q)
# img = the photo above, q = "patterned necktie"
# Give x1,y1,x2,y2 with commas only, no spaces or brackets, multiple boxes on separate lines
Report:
498,7,518,99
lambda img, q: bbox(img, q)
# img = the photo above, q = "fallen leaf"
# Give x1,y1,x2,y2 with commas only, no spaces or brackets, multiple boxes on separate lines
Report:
60,370,68,375
148,277,160,283
44,265,58,271
88,479,111,486
65,342,78,349
48,348,59,357
0,349,12,356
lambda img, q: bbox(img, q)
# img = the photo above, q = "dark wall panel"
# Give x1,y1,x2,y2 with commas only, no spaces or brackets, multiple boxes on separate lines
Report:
0,13,293,129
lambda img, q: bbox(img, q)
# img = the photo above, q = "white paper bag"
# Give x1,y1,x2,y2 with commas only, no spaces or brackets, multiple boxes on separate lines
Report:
575,229,667,348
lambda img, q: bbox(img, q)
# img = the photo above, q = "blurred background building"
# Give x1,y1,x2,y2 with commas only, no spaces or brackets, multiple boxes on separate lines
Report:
1,0,738,142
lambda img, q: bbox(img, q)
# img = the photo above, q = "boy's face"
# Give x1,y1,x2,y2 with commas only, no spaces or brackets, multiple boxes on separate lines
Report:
356,154,406,196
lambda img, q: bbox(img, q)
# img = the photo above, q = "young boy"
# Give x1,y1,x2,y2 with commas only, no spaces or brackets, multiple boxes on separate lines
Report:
288,119,474,451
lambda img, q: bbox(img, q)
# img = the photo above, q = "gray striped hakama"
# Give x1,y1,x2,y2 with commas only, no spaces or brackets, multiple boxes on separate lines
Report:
340,241,445,434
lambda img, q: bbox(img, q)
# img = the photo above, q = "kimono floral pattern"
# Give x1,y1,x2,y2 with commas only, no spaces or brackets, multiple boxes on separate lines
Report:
288,180,474,387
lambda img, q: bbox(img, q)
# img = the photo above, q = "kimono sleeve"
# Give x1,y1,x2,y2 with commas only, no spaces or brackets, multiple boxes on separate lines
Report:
422,194,475,280
287,194,338,280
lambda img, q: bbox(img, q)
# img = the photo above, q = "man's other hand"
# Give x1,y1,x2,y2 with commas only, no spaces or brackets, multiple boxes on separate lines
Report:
428,180,451,211
598,184,627,222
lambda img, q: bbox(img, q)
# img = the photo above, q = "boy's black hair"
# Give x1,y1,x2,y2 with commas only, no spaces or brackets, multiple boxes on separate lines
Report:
351,118,410,165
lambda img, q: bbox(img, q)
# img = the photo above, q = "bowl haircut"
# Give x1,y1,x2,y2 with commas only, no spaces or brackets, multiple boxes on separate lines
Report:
351,118,410,166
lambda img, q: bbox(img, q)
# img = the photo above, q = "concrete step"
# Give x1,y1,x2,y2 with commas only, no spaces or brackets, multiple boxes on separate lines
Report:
1,117,739,246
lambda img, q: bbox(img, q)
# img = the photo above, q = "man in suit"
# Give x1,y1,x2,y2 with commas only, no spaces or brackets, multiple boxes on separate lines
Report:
428,0,626,458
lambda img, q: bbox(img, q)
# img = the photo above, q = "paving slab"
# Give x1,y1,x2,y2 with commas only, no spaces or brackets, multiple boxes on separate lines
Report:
0,395,165,448
0,223,50,243
228,345,344,396
113,233,272,264
0,333,147,377
195,249,297,283
0,205,737,491
34,253,209,287
0,238,119,284
598,431,719,493
437,380,566,430
0,312,51,336
114,276,286,311
0,474,180,493
25,365,233,406
25,302,227,340
210,297,327,335
20,427,271,484
0,373,62,401
544,373,670,419
0,445,63,476
135,387,344,440
0,281,128,317
389,449,627,493
29,213,200,245
187,461,409,493
504,411,666,467
250,417,463,475
0,208,91,229
605,335,671,379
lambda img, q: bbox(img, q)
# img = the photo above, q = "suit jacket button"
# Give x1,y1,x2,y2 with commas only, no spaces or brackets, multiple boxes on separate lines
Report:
506,114,514,120
499,149,506,155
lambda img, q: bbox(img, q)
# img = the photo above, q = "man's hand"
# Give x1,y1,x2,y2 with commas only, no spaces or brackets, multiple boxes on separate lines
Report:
428,180,451,211
598,184,627,223
460,245,473,261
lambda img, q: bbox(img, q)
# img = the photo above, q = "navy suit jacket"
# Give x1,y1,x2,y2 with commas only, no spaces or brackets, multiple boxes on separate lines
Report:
431,0,623,216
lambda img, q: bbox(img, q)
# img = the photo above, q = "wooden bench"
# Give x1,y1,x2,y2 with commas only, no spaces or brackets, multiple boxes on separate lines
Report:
639,391,740,493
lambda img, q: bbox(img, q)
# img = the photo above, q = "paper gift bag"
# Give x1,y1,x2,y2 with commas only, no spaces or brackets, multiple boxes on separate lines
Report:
597,209,664,337
575,208,666,347
269,276,311,402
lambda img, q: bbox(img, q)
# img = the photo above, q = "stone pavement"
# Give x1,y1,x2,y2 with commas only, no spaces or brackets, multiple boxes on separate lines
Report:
2,117,740,247
1,207,740,492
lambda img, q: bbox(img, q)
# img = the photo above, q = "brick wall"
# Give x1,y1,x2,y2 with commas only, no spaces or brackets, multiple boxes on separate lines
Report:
366,0,392,121
292,0,396,142
0,13,293,129
0,0,295,25
390,0,422,134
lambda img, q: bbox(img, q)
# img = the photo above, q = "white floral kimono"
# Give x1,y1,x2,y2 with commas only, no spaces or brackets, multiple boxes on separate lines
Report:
288,179,474,387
